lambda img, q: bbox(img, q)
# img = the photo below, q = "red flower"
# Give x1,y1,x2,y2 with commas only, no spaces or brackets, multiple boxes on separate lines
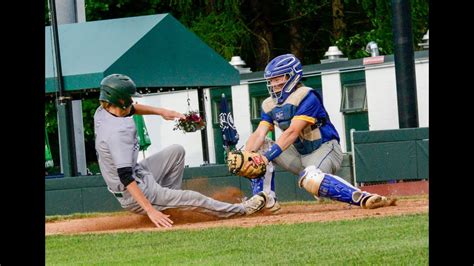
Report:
173,110,206,133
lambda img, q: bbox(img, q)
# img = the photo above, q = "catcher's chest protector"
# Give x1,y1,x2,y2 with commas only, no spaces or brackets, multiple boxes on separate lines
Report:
262,87,323,155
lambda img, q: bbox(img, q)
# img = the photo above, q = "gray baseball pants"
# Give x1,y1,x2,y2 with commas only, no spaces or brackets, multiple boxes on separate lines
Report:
274,139,344,175
117,144,245,218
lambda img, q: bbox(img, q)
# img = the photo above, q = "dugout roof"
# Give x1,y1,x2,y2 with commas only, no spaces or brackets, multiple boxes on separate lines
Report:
45,13,240,93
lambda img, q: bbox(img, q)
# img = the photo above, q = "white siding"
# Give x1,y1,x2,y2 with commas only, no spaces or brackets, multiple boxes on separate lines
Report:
415,61,429,127
133,90,204,167
365,65,400,130
124,57,428,166
231,84,252,149
321,72,347,152
204,88,216,163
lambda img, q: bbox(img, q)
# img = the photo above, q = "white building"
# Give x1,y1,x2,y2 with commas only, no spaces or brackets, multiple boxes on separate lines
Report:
138,51,429,166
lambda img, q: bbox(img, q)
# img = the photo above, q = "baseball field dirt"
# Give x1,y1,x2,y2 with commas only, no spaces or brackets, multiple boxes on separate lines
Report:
46,185,428,236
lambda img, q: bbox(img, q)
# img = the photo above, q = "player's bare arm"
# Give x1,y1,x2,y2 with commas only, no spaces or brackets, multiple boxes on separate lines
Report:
126,181,174,228
133,103,185,120
275,119,310,151
245,122,270,152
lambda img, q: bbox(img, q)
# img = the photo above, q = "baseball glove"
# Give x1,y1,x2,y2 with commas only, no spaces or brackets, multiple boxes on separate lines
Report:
227,150,268,179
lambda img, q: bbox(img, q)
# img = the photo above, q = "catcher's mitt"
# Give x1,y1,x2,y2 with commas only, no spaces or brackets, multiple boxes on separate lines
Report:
227,150,268,179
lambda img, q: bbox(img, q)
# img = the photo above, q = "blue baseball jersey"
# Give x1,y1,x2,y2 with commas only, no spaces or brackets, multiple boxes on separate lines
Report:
260,86,339,155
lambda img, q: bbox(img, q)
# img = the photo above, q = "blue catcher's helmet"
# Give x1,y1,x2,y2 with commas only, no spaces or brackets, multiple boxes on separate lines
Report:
264,54,303,104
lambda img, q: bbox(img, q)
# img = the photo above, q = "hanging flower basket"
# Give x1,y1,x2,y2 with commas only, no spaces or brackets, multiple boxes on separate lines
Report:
173,110,206,133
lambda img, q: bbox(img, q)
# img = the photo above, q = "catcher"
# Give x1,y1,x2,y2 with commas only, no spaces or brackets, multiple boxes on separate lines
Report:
227,54,396,212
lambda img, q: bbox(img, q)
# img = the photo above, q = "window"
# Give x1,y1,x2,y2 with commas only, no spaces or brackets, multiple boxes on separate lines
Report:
251,95,268,120
340,83,367,113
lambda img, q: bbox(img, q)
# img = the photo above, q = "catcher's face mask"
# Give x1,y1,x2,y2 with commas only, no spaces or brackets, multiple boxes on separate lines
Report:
264,54,303,104
267,74,289,96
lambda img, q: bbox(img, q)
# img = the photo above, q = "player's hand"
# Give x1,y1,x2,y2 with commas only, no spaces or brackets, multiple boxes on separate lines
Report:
162,110,185,120
146,208,174,228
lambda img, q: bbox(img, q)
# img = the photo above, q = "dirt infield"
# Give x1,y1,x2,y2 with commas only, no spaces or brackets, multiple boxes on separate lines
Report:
46,192,428,236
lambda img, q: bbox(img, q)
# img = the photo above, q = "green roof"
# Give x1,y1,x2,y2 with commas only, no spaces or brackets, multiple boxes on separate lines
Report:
45,13,239,93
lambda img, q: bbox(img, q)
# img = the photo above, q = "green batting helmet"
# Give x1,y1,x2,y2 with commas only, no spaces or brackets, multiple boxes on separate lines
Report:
99,74,140,109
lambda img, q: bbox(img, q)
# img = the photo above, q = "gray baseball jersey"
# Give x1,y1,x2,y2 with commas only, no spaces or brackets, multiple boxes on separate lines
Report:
94,106,245,218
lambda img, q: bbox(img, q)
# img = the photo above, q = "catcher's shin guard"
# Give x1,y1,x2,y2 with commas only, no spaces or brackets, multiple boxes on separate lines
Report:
298,165,392,208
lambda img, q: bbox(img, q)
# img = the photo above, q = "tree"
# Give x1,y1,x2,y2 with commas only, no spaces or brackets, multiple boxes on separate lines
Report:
44,0,428,169
240,0,275,69
335,0,429,59
332,0,346,40
46,0,428,68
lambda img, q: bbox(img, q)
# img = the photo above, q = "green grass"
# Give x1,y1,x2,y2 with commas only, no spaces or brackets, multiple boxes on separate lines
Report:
45,211,129,223
46,213,428,265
